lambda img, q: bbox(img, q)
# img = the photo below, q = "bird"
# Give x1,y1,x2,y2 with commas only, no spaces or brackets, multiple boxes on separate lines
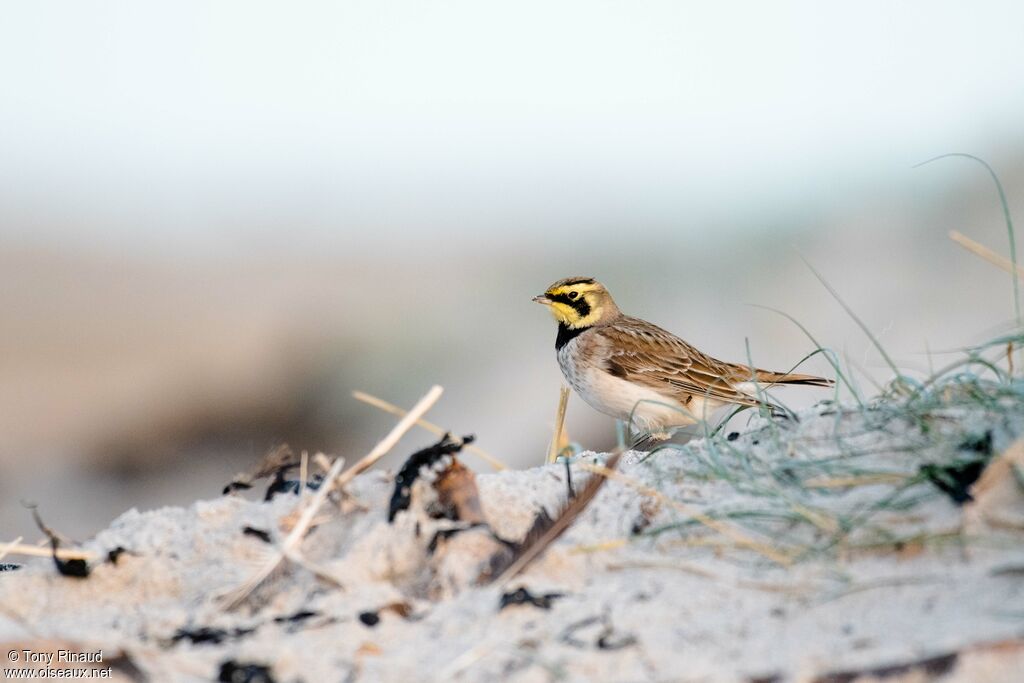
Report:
532,276,833,442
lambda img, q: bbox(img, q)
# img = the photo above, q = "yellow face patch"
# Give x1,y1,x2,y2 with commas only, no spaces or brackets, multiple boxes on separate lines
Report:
541,283,602,328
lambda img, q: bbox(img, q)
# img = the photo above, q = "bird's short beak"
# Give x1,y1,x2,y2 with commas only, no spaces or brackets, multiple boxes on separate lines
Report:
532,294,552,304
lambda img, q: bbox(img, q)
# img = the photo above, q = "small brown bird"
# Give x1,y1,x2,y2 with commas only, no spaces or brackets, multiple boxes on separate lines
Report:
533,277,833,440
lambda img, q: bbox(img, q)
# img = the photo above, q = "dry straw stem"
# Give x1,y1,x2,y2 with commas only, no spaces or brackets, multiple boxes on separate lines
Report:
220,385,444,609
0,539,97,562
570,538,629,554
495,451,624,585
803,473,910,488
352,390,507,471
950,230,1024,280
0,536,24,562
547,385,571,465
576,462,794,566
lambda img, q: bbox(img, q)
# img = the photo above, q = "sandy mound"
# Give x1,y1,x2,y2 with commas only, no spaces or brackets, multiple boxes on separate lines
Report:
2,399,1024,682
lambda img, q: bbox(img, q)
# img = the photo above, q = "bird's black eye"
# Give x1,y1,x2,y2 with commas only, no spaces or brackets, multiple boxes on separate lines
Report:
568,291,579,300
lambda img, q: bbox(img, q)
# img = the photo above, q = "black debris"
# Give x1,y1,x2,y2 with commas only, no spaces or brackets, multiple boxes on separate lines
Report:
0,563,21,572
30,506,90,579
273,610,319,624
358,611,380,627
776,466,800,485
560,613,636,651
217,661,275,683
596,629,638,651
57,557,89,578
106,547,128,565
919,460,987,505
959,430,993,456
388,434,474,522
223,444,325,500
727,432,740,442
222,481,253,495
172,626,256,646
559,615,602,648
499,587,565,610
813,651,957,683
427,524,482,554
242,526,272,543
630,498,660,536
264,474,323,502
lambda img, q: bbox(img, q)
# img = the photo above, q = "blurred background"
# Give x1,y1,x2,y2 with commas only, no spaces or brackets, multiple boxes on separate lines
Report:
3,1,1024,539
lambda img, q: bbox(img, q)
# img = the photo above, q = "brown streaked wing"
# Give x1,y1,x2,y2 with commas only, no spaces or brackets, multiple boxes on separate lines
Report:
597,317,760,407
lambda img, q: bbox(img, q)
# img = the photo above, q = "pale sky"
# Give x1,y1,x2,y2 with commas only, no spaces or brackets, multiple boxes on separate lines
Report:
2,1,1024,252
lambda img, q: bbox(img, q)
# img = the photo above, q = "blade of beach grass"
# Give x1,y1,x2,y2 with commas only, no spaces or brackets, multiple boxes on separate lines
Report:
334,385,444,488
576,462,793,566
800,255,907,390
547,385,571,465
352,390,507,471
219,385,444,609
916,153,1021,328
749,304,862,407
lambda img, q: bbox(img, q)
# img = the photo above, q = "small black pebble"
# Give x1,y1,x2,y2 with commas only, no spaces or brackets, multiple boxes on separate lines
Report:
596,631,637,650
223,481,253,495
107,547,128,564
358,611,380,627
55,558,90,578
919,461,987,505
500,587,565,610
172,626,255,646
958,430,993,456
173,627,229,645
752,439,760,445
242,526,272,543
217,661,275,683
727,432,739,442
273,610,318,624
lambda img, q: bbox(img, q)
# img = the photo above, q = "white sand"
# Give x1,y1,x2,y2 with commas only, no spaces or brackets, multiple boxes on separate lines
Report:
2,405,1024,682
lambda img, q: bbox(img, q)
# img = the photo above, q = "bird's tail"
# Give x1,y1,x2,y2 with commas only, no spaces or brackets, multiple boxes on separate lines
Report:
749,368,834,388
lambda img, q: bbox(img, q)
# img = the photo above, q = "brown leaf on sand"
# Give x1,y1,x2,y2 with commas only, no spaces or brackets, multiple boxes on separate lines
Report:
488,452,623,584
965,437,1024,531
434,459,485,525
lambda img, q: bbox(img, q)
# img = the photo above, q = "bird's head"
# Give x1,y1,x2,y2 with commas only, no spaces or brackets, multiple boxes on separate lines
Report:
532,277,620,328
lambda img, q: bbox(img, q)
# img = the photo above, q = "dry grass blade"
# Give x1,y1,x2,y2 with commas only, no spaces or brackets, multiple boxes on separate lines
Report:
569,538,629,554
0,537,24,562
547,385,571,465
803,474,910,488
576,462,793,566
352,390,507,471
0,536,24,565
950,230,1024,280
336,385,444,488
0,542,97,561
220,385,444,609
495,452,623,584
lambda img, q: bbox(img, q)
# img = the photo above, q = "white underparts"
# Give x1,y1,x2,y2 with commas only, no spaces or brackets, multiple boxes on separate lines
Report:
557,337,727,433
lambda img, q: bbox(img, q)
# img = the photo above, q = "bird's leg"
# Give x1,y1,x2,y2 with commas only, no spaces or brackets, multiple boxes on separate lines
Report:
564,458,575,499
765,401,799,423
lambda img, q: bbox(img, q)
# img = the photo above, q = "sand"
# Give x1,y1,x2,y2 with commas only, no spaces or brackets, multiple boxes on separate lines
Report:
2,402,1024,683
